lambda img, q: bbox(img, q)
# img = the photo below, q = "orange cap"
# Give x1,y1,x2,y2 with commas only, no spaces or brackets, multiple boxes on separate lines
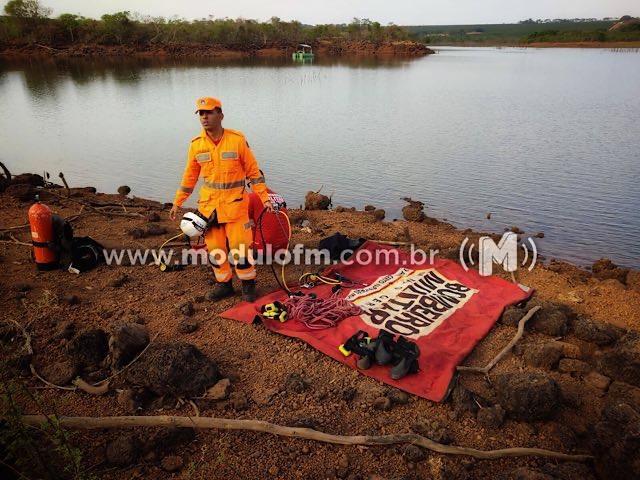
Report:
195,97,222,113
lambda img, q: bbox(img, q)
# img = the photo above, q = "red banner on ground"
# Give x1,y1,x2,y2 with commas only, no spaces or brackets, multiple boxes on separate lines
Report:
221,241,532,401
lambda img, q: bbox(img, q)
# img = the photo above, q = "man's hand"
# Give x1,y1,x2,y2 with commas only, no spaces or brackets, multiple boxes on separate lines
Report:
264,200,275,213
169,204,180,221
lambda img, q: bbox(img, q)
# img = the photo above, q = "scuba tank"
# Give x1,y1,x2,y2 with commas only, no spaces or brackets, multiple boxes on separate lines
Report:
28,198,58,270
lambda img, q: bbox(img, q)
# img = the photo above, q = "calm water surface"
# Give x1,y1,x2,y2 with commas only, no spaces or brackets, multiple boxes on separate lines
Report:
1,47,639,268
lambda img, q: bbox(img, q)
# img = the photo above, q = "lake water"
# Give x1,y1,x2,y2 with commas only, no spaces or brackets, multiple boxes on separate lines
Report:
1,47,639,268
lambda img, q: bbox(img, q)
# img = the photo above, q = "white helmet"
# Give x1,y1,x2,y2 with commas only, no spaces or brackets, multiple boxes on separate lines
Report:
180,212,208,238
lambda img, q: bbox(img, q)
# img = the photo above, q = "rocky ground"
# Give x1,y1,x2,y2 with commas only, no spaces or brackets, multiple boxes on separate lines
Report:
1,174,640,480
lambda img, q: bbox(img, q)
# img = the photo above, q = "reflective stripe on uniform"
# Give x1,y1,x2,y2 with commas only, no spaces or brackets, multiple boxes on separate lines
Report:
203,179,246,190
179,186,193,193
236,267,257,280
249,176,266,185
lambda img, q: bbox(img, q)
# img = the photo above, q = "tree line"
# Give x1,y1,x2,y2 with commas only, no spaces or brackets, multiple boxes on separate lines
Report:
0,0,409,47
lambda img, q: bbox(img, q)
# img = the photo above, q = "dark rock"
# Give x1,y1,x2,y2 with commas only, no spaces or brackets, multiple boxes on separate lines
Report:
557,358,591,375
161,455,183,472
341,387,356,402
106,434,139,467
540,462,595,480
495,372,559,421
109,274,129,288
627,271,640,292
523,341,564,369
284,373,308,393
584,371,611,390
60,294,80,305
501,467,553,480
500,306,523,327
177,319,199,334
124,341,219,397
556,374,586,408
607,381,640,412
117,185,131,196
67,329,109,369
573,316,622,346
401,198,425,222
110,323,149,368
146,212,161,222
127,227,146,239
0,323,19,343
11,173,44,186
477,404,505,428
451,384,483,414
510,226,524,234
364,205,376,211
335,206,346,213
592,258,629,284
143,428,195,457
5,184,36,201
528,305,568,337
402,444,425,463
40,360,77,386
411,420,452,444
55,320,75,340
178,301,195,317
598,333,640,387
117,389,139,413
14,282,32,292
556,341,582,359
229,391,248,411
373,209,385,221
591,401,640,479
387,389,409,405
145,224,167,237
373,397,392,411
304,191,330,210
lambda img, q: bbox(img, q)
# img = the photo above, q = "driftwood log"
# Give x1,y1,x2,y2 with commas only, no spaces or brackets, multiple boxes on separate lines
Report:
19,415,592,462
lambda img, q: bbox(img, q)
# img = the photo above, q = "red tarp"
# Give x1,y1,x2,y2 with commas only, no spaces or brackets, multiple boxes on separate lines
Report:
221,241,532,402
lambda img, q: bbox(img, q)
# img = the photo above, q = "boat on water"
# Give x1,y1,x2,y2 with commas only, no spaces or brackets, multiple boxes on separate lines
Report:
292,44,314,61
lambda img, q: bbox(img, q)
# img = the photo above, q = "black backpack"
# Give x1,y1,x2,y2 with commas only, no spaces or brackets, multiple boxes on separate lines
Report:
51,215,105,272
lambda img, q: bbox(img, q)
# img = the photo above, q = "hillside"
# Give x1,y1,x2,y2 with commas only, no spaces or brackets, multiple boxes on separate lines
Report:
406,18,640,45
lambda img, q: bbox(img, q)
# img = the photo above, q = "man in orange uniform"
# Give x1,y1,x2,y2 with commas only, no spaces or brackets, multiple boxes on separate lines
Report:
170,97,273,302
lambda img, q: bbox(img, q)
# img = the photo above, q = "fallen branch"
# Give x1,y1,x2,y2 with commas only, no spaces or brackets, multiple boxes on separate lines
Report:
18,414,592,462
58,172,70,197
0,161,11,180
457,306,541,375
46,190,144,218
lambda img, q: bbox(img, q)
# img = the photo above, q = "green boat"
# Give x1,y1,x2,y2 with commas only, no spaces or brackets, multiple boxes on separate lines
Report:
292,44,314,62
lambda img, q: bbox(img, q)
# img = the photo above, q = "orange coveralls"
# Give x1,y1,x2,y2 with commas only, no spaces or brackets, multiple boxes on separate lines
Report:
173,128,269,282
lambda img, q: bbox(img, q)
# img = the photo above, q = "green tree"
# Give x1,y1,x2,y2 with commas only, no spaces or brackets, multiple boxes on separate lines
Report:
100,11,132,44
58,13,82,42
4,0,51,19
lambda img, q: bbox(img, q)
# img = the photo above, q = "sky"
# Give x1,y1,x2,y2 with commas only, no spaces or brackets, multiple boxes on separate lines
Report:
2,0,638,25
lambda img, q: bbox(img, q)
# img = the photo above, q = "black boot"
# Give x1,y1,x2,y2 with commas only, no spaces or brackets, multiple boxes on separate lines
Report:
206,280,234,301
373,330,396,366
390,337,420,380
241,280,257,303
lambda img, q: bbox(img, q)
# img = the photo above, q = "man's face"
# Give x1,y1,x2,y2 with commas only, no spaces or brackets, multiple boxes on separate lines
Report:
199,108,223,129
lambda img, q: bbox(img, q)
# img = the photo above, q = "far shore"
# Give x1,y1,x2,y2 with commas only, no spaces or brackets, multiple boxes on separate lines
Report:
429,41,640,49
0,40,434,59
